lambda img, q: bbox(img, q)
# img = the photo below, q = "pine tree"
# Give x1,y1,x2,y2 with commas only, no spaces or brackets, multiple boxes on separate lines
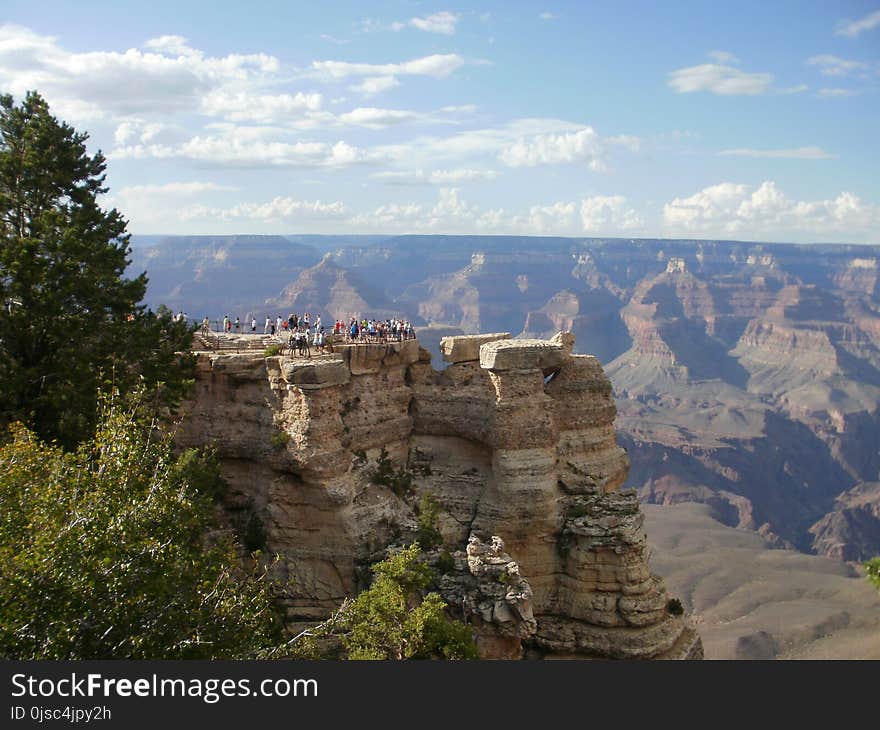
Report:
0,91,193,448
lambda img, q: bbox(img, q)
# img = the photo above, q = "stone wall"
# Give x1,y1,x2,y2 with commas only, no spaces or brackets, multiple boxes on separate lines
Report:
177,333,702,659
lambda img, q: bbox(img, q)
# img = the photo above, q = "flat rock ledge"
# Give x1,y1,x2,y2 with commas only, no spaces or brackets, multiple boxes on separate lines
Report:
440,333,511,363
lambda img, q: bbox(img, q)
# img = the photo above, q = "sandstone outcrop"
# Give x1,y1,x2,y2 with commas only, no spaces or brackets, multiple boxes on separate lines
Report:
178,332,702,659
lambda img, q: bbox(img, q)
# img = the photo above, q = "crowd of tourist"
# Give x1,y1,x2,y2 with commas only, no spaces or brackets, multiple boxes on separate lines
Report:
198,311,416,357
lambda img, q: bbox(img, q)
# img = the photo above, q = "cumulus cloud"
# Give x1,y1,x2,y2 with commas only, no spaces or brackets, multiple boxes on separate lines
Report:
668,60,773,95
348,187,503,233
409,12,459,35
580,196,643,231
499,126,638,169
835,10,880,37
663,181,880,239
717,146,837,159
0,24,322,126
200,90,323,123
349,187,642,236
350,75,399,96
501,127,605,168
807,54,869,77
142,35,197,56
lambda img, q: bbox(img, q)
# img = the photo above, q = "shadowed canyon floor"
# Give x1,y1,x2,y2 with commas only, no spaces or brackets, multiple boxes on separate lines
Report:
644,503,880,659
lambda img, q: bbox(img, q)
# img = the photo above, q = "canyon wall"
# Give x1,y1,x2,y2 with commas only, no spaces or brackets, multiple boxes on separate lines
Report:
177,333,702,659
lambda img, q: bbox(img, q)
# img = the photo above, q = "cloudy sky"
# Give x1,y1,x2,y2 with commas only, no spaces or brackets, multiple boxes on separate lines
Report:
2,0,879,242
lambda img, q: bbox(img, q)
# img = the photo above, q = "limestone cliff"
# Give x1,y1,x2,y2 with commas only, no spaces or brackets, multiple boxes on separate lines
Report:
177,332,702,659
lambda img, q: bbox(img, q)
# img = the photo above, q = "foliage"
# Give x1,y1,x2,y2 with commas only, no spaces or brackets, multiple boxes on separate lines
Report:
0,92,194,449
335,545,477,660
667,598,684,616
367,447,415,499
263,344,282,357
416,494,443,550
0,388,282,659
865,557,880,591
436,550,455,575
270,430,290,448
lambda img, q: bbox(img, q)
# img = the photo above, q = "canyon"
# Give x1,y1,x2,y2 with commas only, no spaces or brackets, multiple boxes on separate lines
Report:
133,234,880,566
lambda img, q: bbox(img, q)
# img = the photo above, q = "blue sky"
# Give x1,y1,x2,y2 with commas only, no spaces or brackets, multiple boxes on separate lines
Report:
2,0,879,242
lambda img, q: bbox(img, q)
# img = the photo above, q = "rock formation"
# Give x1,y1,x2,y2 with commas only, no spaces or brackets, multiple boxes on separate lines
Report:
177,332,702,659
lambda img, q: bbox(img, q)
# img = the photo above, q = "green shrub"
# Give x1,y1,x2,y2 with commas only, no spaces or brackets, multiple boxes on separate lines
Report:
667,598,684,616
416,494,443,550
270,430,290,448
0,389,282,659
338,545,477,660
436,550,455,575
264,344,282,357
865,557,880,591
368,448,416,499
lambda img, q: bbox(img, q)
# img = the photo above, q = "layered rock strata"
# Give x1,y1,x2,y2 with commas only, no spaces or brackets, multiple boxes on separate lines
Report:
178,333,702,659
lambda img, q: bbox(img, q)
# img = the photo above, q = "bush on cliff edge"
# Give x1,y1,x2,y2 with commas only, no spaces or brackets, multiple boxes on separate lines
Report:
0,388,282,659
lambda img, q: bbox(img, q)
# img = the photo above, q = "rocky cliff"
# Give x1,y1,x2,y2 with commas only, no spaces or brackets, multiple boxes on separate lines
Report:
177,332,702,659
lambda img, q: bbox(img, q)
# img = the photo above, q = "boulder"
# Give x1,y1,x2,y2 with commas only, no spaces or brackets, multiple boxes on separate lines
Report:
479,338,566,372
440,332,511,363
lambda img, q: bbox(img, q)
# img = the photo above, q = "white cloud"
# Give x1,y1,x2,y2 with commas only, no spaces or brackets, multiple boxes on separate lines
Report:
580,196,642,231
106,180,238,229
668,60,773,95
0,24,307,125
707,50,739,64
371,168,498,185
499,126,637,169
350,75,399,96
818,87,861,97
142,35,197,56
312,53,464,79
350,188,641,235
112,126,383,168
338,107,420,128
440,104,477,114
835,10,880,37
515,201,576,233
540,13,557,21
409,12,459,35
807,54,869,77
200,90,324,123
663,181,880,239
717,146,837,159
185,196,349,223
115,181,235,196
349,187,497,232
320,34,350,45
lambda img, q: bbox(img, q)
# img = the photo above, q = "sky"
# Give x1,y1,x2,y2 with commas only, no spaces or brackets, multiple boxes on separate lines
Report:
1,0,879,243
